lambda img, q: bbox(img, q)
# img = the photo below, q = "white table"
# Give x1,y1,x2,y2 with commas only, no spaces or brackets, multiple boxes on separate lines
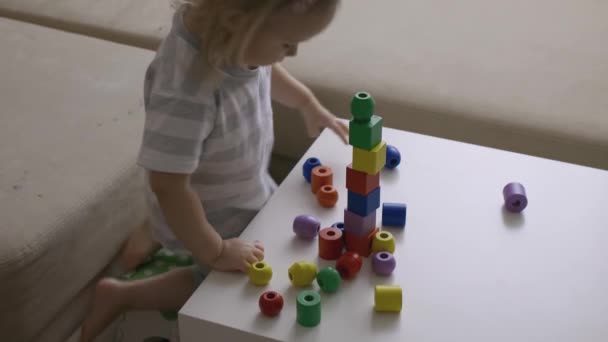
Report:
179,126,608,342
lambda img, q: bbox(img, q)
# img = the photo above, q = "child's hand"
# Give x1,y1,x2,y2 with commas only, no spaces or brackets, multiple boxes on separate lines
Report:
211,238,265,272
300,97,349,144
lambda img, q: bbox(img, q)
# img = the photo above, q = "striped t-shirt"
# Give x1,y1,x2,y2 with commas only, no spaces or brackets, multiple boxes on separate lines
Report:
137,7,277,252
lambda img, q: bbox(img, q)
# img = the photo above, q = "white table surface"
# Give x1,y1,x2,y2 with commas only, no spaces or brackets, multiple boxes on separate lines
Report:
179,126,608,342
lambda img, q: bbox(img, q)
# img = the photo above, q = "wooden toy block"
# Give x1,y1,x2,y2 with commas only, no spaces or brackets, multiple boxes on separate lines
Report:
311,165,333,194
318,227,343,260
382,203,407,227
248,261,273,286
296,290,321,327
374,285,402,312
259,291,284,317
351,91,375,122
371,231,396,254
352,141,387,175
331,221,345,232
503,182,528,213
349,115,383,151
346,164,380,195
335,251,362,279
372,252,396,276
288,261,317,287
293,214,320,239
347,187,381,217
385,144,401,169
316,185,339,208
316,267,341,293
345,226,379,257
343,209,376,236
302,157,322,183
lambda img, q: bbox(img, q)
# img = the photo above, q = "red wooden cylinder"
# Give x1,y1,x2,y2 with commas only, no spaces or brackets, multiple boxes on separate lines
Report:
318,227,343,260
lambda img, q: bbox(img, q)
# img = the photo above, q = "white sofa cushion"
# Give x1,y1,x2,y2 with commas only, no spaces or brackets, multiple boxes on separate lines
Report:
1,0,606,170
0,18,151,341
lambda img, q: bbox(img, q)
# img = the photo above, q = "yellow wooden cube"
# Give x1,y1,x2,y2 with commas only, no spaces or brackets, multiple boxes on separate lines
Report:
374,285,402,312
352,141,387,175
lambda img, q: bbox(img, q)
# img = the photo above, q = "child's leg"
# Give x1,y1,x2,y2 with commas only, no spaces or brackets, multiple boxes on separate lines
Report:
117,220,162,272
79,266,197,342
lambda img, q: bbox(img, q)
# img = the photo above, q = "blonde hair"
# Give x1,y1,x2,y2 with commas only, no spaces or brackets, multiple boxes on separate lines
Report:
172,0,338,68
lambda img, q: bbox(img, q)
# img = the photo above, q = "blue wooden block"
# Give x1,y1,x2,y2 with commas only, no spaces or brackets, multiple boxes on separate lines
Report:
347,187,381,217
385,145,401,169
302,157,322,183
382,203,406,227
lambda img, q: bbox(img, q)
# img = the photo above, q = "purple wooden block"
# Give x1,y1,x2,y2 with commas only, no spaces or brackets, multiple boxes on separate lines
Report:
503,182,528,213
343,209,376,236
372,251,396,276
293,215,320,239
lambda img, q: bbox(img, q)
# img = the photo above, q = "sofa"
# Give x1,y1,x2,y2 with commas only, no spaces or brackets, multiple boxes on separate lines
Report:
0,1,606,341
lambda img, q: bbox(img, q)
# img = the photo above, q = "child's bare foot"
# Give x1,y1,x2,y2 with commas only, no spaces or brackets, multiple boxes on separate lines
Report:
79,278,126,342
118,221,161,272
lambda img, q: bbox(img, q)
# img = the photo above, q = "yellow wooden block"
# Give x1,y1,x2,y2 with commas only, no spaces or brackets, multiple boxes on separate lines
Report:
288,261,317,287
371,231,396,254
374,285,402,312
352,141,387,175
248,261,273,286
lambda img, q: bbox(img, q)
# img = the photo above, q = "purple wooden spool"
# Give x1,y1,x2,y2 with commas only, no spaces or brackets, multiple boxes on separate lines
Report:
293,215,321,239
503,182,528,213
372,251,396,276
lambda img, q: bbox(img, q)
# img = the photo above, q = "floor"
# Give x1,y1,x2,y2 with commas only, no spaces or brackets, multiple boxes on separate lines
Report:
67,311,177,342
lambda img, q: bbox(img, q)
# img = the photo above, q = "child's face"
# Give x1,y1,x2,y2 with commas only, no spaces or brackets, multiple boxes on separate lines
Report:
243,5,337,66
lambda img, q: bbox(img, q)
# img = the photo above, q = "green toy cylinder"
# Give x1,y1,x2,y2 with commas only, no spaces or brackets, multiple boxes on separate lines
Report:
296,290,321,327
351,91,375,122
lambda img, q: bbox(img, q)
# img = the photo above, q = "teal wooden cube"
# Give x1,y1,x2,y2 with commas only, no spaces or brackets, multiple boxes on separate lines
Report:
349,115,383,150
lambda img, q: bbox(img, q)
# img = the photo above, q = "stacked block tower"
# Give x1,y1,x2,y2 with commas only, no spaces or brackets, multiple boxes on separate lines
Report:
343,92,386,257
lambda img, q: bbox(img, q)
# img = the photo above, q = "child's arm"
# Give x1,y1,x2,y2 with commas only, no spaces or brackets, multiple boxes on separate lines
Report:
148,171,263,272
271,63,348,143
270,63,314,110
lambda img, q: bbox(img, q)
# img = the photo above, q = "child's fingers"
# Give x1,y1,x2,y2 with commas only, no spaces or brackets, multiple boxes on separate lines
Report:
339,120,349,141
332,120,349,144
253,247,264,261
246,253,259,264
254,240,265,251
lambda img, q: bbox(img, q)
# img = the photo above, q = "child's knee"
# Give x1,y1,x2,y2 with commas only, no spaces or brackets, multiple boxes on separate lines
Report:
118,224,161,270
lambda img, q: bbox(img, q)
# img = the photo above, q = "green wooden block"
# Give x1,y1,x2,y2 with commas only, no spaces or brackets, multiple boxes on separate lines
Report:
351,91,375,122
349,115,383,150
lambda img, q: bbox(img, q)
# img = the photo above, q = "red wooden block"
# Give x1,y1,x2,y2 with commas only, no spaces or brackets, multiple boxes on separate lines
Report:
259,291,284,317
311,166,333,194
346,164,380,195
335,251,363,280
344,226,379,257
319,227,343,260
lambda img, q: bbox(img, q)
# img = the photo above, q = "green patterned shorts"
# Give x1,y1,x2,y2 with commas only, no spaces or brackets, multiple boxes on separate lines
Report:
120,248,206,321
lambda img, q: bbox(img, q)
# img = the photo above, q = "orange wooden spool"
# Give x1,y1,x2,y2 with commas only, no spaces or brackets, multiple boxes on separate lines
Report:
316,184,339,208
311,166,333,194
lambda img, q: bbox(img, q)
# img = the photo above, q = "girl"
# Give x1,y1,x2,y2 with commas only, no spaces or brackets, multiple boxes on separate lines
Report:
80,0,346,341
